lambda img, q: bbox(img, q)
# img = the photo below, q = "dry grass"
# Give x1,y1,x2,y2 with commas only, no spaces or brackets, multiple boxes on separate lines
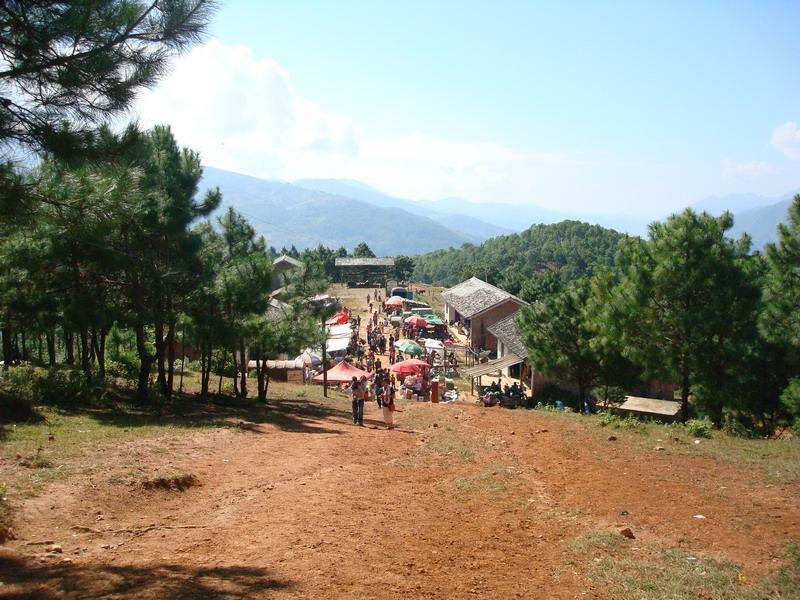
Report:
568,529,800,599
0,483,14,543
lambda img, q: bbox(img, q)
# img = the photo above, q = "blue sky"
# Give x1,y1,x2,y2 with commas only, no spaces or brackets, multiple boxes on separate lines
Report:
136,1,800,216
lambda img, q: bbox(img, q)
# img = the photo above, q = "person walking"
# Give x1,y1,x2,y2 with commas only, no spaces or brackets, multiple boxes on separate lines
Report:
382,380,396,429
355,375,368,425
347,377,359,424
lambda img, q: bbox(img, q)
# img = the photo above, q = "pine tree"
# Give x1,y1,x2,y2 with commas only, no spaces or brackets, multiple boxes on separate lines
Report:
612,210,758,423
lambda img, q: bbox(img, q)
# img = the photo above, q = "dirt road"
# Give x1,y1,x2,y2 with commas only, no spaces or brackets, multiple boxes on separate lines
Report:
1,286,797,598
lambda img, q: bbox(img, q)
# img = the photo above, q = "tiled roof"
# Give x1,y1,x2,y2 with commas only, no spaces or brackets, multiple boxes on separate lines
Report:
335,257,395,267
487,314,528,358
266,298,288,321
273,255,304,269
441,277,525,319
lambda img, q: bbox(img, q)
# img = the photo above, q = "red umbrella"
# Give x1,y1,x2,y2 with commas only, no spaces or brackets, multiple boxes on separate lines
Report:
325,312,349,325
385,296,404,307
390,358,431,375
405,315,428,328
312,361,373,384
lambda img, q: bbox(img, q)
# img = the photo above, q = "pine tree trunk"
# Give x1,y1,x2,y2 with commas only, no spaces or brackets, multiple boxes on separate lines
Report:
46,331,56,366
20,330,29,361
178,328,185,394
135,324,154,403
65,330,75,365
231,349,239,396
37,334,43,364
238,339,248,398
166,320,176,399
200,343,211,399
154,321,168,397
680,363,690,424
90,327,99,365
1,327,13,368
79,327,91,379
256,358,266,402
97,329,106,380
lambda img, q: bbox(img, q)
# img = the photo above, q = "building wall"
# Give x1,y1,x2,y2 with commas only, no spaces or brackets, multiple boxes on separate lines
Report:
470,301,524,350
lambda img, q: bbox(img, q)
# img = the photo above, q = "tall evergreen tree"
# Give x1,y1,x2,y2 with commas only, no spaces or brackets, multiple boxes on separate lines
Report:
0,1,217,164
610,210,758,422
517,278,601,410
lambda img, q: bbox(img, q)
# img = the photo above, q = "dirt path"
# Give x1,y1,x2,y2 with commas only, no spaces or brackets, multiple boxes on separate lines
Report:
2,398,798,599
1,285,798,598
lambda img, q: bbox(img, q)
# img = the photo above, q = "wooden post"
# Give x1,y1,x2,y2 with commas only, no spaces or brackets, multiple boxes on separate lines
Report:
322,314,328,398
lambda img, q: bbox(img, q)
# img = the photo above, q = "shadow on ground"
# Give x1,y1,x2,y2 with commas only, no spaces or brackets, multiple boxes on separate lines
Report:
79,393,352,436
0,553,293,599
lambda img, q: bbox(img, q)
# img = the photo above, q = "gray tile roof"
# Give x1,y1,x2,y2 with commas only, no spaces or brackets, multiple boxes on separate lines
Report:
487,314,528,358
335,257,395,267
442,277,525,319
273,255,304,270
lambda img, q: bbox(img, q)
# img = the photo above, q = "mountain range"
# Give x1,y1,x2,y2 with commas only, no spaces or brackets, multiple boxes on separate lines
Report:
690,191,797,250
199,165,796,255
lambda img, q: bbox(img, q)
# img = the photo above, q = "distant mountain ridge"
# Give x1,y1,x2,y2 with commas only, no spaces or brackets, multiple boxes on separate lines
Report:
201,165,796,255
293,178,514,240
690,189,798,249
199,167,480,256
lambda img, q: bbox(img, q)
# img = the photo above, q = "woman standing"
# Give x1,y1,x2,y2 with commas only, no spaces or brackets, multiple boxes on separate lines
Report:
382,380,396,429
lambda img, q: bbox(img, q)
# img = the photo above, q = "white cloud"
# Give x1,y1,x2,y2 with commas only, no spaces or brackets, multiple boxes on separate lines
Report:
722,159,775,177
131,41,718,217
134,40,358,179
771,121,800,160
132,41,579,204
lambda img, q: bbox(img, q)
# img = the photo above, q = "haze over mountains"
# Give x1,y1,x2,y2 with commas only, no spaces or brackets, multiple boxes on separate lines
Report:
200,166,795,256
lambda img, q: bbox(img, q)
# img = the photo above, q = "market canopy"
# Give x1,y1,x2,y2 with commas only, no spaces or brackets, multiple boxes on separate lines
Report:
326,312,349,325
325,337,350,353
405,315,428,328
296,350,322,366
312,361,373,384
395,340,424,355
423,339,445,352
327,323,353,338
390,358,431,375
385,296,405,307
425,315,444,325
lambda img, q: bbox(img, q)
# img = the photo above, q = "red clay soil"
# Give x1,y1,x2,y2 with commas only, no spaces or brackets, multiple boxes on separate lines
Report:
1,285,798,598
0,397,798,599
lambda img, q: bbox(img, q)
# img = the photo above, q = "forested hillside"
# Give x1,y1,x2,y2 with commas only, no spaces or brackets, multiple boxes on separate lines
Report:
412,220,627,288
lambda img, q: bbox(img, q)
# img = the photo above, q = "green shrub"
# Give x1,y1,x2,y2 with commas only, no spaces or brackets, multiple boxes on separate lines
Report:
597,412,645,429
685,418,713,438
598,411,619,427
721,412,753,438
534,383,580,407
592,386,626,405
781,379,800,420
1,365,101,407
105,359,138,380
2,363,37,398
31,368,93,406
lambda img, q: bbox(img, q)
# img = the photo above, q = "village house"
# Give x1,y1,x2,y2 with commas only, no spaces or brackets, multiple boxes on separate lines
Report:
271,254,304,293
334,257,396,287
442,277,527,350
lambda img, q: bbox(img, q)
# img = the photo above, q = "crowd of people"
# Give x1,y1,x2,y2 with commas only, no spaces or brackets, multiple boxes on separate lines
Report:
478,379,528,408
345,370,398,429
